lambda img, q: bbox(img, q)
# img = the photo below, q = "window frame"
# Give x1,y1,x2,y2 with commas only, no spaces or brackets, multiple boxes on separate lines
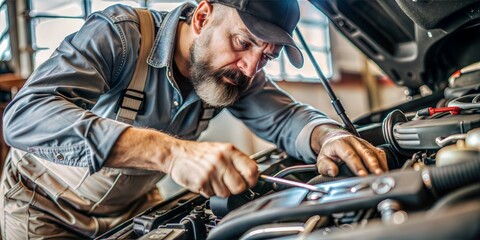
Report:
0,0,12,61
264,0,333,82
23,0,332,82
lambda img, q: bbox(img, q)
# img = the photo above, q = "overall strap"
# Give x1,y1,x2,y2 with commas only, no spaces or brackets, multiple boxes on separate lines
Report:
116,9,155,124
196,102,216,136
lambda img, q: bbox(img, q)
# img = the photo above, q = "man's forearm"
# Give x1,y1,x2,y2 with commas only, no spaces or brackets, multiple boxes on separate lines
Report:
105,127,259,198
105,127,177,172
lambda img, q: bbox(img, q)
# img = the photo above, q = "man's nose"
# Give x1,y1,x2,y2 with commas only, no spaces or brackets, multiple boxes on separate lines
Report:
237,52,263,77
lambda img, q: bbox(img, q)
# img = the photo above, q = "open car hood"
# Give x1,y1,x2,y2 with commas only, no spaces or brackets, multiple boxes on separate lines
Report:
309,0,480,91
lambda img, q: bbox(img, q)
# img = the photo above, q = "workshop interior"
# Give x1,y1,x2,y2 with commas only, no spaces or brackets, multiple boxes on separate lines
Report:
0,0,479,239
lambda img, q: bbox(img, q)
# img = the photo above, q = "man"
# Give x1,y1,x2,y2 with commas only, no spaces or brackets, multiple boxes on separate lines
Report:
0,0,387,238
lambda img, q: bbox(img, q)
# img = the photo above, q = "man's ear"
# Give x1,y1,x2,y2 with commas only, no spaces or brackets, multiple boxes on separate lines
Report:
192,1,213,35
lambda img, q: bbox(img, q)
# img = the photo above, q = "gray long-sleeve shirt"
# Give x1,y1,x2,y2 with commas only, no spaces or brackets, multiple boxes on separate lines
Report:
3,3,339,174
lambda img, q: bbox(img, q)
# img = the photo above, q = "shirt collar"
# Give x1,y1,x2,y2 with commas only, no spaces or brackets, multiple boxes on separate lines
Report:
147,2,197,68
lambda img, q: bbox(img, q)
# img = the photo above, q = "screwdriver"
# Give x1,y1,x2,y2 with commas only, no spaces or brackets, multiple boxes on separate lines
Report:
259,175,329,194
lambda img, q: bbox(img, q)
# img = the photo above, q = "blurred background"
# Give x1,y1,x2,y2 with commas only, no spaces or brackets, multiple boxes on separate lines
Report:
0,0,411,165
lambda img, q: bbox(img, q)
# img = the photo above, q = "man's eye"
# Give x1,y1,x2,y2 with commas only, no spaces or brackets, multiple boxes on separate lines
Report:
238,39,250,49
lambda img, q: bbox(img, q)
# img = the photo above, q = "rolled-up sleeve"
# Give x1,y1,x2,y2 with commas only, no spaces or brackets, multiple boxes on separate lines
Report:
3,10,132,173
228,71,340,163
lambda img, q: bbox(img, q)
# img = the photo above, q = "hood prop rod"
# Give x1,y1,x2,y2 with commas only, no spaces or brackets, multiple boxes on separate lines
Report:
294,27,359,137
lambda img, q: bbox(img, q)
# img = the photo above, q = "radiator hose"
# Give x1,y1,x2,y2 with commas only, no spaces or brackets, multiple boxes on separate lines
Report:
428,155,480,195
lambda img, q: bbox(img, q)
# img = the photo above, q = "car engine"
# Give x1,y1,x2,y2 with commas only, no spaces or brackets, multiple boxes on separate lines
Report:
97,77,480,239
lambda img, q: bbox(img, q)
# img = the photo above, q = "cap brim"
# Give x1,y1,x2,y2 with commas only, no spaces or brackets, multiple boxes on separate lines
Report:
236,10,304,68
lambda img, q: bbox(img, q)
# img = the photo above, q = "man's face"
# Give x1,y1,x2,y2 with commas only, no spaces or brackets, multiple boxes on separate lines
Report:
189,5,282,107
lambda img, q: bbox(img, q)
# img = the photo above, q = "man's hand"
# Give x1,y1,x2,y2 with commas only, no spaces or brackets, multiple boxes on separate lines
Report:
311,124,387,177
107,128,258,198
166,140,258,198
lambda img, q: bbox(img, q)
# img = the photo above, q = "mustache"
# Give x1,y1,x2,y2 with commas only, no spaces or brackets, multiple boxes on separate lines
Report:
214,68,251,90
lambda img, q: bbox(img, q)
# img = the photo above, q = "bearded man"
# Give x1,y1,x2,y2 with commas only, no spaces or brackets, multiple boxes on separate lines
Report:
1,0,386,238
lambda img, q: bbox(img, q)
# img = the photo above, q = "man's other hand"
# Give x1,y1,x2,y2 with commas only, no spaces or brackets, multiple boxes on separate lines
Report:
312,125,388,177
167,141,258,198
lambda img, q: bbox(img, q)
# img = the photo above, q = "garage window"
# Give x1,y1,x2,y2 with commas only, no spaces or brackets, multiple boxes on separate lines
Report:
27,0,332,83
0,0,11,61
264,0,332,82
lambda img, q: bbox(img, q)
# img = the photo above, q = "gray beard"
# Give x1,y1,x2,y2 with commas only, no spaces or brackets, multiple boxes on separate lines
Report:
189,38,250,107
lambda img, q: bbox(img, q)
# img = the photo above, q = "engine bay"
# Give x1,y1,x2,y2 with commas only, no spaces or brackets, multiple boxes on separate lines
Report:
98,86,480,239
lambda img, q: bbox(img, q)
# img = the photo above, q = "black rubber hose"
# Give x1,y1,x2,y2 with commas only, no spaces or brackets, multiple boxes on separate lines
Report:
382,109,411,156
428,183,480,214
430,156,480,194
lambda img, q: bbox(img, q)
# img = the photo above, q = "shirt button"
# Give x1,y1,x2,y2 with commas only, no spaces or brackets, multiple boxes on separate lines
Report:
56,153,64,161
167,70,172,78
173,101,179,107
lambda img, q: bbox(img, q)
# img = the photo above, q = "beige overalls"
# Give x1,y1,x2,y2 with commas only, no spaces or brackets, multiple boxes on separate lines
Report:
0,148,164,239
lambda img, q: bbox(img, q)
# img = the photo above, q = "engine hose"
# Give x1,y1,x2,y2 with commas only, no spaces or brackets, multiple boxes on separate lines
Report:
429,156,480,195
428,183,480,214
382,109,411,156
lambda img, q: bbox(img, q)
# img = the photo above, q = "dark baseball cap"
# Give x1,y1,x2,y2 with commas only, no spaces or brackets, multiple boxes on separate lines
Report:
208,0,304,68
